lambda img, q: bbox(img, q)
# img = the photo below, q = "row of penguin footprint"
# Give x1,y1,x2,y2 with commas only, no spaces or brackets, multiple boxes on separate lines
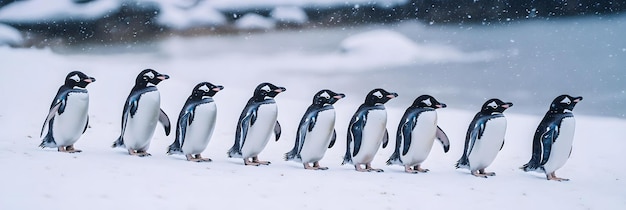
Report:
41,69,583,182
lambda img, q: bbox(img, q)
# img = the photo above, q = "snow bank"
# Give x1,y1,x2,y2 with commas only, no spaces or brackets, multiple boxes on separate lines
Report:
154,1,226,30
235,13,276,30
0,23,22,46
340,29,498,65
270,6,308,24
0,0,120,23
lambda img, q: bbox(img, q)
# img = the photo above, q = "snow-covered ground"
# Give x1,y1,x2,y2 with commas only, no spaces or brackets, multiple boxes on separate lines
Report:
0,25,625,209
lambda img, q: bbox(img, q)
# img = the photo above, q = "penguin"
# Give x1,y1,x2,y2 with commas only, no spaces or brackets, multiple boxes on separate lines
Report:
342,88,397,172
456,98,513,178
167,82,224,162
40,71,95,153
520,95,583,181
228,82,285,166
386,95,450,173
112,69,171,157
284,89,346,170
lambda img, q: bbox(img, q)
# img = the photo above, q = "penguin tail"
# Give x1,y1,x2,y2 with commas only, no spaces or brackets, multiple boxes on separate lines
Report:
284,149,301,162
167,142,183,155
386,151,402,166
455,156,470,169
341,154,352,165
520,163,544,173
112,137,125,148
227,146,242,158
39,132,57,148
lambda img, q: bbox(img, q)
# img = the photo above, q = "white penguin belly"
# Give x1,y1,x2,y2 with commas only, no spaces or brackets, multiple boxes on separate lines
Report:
123,91,160,151
52,92,89,146
300,110,336,163
352,109,387,164
542,117,576,174
181,102,217,155
241,103,277,158
468,117,507,171
400,111,437,166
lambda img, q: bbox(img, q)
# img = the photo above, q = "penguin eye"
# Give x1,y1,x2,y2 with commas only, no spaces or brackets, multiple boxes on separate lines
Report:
373,91,383,99
70,74,80,82
144,72,155,79
320,92,331,99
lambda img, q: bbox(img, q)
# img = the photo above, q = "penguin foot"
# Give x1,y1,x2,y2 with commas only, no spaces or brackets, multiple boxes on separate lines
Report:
365,164,384,172
312,162,328,170
303,163,316,170
244,159,261,166
354,165,369,172
547,172,570,181
137,152,151,157
404,166,419,174
479,169,496,176
413,165,430,173
129,149,151,157
187,155,212,162
252,157,271,165
58,146,82,153
471,171,489,178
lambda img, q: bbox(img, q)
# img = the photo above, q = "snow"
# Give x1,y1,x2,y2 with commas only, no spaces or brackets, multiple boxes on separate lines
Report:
235,13,276,30
1,32,625,209
154,1,226,30
0,0,120,23
0,23,22,46
270,6,308,24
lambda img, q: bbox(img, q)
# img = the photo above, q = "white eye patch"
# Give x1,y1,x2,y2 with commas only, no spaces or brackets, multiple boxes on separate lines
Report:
145,71,155,79
198,84,210,92
488,101,498,108
261,85,271,92
373,91,383,98
422,99,432,106
561,97,571,104
70,74,80,82
320,91,331,99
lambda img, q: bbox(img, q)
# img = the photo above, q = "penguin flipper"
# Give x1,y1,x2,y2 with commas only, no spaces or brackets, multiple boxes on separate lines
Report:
400,118,414,156
539,126,557,165
382,129,389,149
159,109,171,136
328,129,336,149
40,102,62,137
229,109,253,158
349,112,366,158
82,116,89,134
436,125,451,153
274,121,282,141
169,112,191,155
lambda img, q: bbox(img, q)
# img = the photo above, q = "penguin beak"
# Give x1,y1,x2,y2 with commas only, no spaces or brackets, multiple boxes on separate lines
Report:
212,86,224,92
84,77,95,83
573,97,583,103
334,94,346,99
274,87,286,93
386,93,398,99
436,103,447,108
502,102,513,108
157,75,170,80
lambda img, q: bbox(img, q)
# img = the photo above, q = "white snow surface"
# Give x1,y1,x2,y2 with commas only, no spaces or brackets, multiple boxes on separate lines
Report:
235,13,276,30
0,0,121,23
0,41,625,209
270,6,308,24
0,23,22,45
154,0,226,30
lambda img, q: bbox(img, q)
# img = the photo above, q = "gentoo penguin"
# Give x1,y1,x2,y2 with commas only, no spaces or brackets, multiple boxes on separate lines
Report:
228,82,285,166
456,98,513,178
284,89,346,170
167,82,224,162
521,95,583,181
387,95,450,173
40,71,95,153
112,69,171,157
342,88,397,172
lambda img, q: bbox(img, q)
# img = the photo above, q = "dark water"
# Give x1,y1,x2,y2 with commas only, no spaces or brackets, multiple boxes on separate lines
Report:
57,14,626,118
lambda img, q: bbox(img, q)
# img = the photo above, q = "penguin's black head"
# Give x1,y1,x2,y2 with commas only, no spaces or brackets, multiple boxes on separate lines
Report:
313,89,345,105
253,82,286,100
136,69,169,87
412,95,446,109
64,71,95,88
191,82,223,99
365,88,398,105
481,98,513,114
550,95,583,113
